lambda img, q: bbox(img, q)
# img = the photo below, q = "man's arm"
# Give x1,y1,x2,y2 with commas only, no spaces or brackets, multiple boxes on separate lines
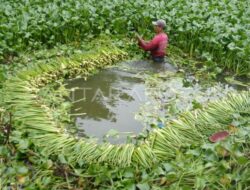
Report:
138,37,158,51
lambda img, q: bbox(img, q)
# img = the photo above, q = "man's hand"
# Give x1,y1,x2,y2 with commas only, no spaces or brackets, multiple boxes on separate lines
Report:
135,33,142,41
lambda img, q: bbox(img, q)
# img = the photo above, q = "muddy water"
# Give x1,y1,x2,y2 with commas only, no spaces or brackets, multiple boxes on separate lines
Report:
65,61,247,144
67,69,147,143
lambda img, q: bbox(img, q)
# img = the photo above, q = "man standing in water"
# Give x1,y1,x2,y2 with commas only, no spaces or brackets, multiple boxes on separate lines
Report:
137,19,168,63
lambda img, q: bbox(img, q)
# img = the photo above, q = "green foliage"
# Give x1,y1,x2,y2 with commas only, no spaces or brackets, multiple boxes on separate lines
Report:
1,114,249,189
1,0,250,74
0,1,250,188
1,42,250,189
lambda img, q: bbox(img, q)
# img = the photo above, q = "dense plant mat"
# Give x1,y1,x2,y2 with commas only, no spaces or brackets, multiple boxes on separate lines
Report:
1,0,250,75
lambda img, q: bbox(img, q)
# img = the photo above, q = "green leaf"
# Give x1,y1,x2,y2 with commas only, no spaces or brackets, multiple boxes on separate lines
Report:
18,139,29,150
186,149,200,156
237,156,248,165
136,183,150,190
105,129,119,138
124,168,134,178
16,166,28,175
124,183,136,190
163,163,173,172
166,171,178,181
0,146,9,156
58,154,67,164
202,143,215,151
195,177,206,189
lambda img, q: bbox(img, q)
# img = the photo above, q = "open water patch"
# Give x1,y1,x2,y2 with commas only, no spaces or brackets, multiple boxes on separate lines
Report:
65,60,246,144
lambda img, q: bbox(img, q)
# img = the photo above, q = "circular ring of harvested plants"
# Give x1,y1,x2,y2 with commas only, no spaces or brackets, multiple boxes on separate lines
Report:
2,46,250,168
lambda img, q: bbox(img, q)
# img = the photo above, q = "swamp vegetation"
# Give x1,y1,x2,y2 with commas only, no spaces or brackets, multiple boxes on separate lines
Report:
0,0,250,189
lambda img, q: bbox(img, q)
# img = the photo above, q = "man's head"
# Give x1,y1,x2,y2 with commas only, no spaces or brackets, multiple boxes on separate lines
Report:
152,19,166,33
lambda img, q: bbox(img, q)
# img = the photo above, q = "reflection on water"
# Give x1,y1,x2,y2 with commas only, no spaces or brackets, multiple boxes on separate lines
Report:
115,60,178,73
66,67,147,144
65,60,247,144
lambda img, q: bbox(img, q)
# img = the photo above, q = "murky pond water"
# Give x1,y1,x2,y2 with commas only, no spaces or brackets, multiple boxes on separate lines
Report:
67,68,147,143
66,61,248,144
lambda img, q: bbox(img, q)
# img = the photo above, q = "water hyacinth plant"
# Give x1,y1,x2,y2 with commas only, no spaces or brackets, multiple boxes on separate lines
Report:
1,0,250,75
0,0,250,189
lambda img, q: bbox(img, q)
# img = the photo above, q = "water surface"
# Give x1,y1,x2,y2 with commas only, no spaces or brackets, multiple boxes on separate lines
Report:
65,60,247,143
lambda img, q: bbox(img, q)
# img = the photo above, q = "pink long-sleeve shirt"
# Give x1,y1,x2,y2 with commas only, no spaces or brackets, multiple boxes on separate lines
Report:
139,33,168,57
